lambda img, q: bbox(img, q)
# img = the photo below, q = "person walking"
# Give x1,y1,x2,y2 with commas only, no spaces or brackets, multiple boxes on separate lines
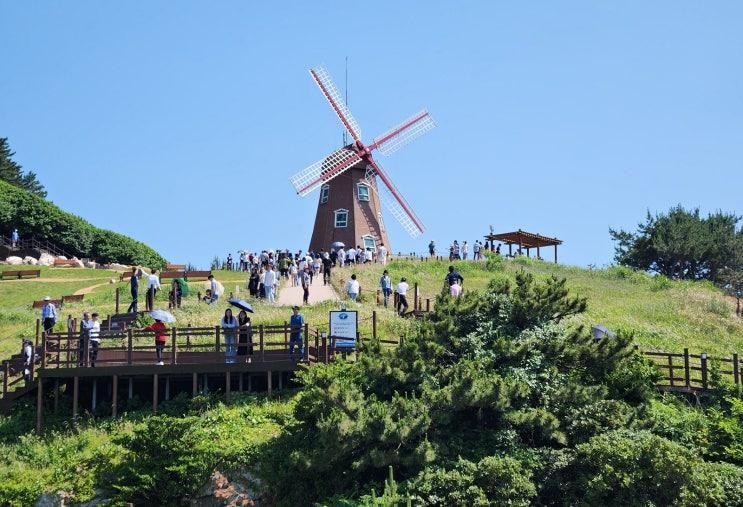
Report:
289,261,298,287
322,253,332,285
446,265,464,287
207,274,220,304
301,267,311,304
78,312,93,366
380,270,392,308
142,318,168,365
337,247,346,267
428,240,436,257
169,278,183,308
346,274,360,302
221,308,238,364
346,246,356,266
145,269,161,311
88,313,101,367
473,240,481,261
452,241,461,260
396,277,410,316
126,267,139,313
248,267,260,297
289,306,304,362
11,228,19,249
264,265,278,303
462,241,469,260
40,296,57,335
377,243,388,265
450,281,462,297
237,310,252,359
22,339,33,385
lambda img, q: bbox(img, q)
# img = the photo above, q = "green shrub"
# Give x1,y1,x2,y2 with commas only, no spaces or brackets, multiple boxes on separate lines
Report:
650,275,673,291
0,180,165,267
605,350,661,404
483,251,504,272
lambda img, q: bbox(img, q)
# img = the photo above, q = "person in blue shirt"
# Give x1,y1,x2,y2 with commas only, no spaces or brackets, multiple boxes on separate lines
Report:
289,306,304,362
127,267,139,313
11,229,19,248
445,266,464,287
40,296,57,334
379,270,392,308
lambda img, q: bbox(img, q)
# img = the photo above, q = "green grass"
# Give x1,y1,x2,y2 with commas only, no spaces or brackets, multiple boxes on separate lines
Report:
2,259,743,360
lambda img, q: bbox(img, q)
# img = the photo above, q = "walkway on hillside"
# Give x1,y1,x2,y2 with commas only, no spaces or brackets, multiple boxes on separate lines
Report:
277,274,339,306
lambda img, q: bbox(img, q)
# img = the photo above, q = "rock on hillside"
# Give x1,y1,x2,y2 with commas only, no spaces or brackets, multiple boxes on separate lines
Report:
38,253,55,266
5,256,22,265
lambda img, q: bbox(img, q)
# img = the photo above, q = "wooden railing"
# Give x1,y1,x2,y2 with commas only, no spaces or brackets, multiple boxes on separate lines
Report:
643,349,741,390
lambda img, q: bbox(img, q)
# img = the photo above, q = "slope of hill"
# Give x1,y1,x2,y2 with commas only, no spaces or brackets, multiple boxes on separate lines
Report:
0,180,165,267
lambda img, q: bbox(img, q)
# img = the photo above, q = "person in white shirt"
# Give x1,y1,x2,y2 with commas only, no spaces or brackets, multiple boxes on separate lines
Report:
473,241,481,261
89,313,101,367
396,277,410,316
337,248,346,267
377,243,388,265
365,249,373,263
145,269,161,311
345,274,360,302
462,241,469,260
263,266,278,303
207,274,220,304
347,247,356,266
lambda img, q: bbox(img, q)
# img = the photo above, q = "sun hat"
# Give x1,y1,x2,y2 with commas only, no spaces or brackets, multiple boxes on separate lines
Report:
43,296,51,301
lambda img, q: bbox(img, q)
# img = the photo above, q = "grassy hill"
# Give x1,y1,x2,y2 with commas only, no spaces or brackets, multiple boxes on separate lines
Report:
1,256,742,361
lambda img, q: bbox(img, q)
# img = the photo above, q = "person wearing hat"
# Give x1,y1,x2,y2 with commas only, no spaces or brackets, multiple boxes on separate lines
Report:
40,296,57,334
289,306,304,362
396,277,410,316
11,228,19,249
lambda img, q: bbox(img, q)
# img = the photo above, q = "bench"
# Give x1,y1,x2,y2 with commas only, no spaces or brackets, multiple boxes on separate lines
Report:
53,259,79,267
0,269,41,280
62,294,85,304
160,271,187,280
32,299,62,309
185,270,212,280
120,272,135,281
166,264,187,271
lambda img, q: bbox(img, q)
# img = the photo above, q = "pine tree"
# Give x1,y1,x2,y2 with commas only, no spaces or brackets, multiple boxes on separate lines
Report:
0,138,46,198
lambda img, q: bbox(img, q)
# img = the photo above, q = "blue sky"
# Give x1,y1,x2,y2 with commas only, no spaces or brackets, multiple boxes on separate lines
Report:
2,1,741,267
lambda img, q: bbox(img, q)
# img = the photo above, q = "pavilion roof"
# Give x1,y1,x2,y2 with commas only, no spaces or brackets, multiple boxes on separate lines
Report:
484,229,562,248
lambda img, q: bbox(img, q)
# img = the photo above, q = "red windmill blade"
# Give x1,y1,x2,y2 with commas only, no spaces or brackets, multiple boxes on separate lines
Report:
290,65,434,241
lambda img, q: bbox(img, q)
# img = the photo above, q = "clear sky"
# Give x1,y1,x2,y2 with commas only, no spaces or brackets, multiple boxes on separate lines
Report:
2,1,741,267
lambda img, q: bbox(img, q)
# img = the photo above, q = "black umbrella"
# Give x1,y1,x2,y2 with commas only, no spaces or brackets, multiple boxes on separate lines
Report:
227,298,254,313
331,241,345,251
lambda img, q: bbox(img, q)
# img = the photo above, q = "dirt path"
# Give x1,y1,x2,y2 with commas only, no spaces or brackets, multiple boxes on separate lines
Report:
73,282,110,296
277,275,339,306
0,277,101,283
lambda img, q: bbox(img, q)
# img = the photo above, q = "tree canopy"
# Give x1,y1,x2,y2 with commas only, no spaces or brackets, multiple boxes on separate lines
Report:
610,205,743,282
0,138,46,198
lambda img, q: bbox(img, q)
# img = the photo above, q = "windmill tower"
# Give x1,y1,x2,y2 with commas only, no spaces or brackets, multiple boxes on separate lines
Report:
290,66,435,254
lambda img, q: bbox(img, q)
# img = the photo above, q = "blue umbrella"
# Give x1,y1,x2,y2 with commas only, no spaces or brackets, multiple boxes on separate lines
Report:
227,298,255,313
149,309,176,323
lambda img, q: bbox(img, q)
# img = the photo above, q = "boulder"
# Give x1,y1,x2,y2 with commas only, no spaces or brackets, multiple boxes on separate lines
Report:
38,253,55,266
71,258,84,268
84,260,97,269
57,255,67,260
34,491,70,506
107,263,130,272
23,256,38,265
109,278,117,284
190,470,259,506
5,256,23,265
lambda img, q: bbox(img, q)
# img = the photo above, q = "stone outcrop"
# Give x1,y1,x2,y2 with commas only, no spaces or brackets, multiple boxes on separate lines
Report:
38,253,55,266
190,470,264,506
5,256,23,265
23,256,38,265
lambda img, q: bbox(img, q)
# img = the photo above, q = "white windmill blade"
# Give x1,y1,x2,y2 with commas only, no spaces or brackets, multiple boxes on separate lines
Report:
309,66,363,144
366,159,424,237
290,148,362,197
368,110,435,156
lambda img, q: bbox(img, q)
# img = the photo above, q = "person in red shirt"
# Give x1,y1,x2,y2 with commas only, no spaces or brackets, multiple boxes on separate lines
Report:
142,319,168,365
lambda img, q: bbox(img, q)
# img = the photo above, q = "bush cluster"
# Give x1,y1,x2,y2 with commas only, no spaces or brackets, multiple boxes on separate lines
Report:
0,180,165,267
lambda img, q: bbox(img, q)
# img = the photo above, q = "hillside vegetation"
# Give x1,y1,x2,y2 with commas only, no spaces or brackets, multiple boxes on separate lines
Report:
0,180,165,267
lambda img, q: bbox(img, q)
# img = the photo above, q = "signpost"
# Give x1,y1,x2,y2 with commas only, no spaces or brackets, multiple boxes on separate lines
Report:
329,310,358,349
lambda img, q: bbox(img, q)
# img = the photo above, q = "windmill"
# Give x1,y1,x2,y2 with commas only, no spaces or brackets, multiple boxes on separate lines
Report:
290,66,435,254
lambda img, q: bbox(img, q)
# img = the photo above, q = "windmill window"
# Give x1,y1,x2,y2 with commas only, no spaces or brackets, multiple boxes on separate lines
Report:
362,235,376,250
334,209,348,228
357,183,370,202
320,184,329,204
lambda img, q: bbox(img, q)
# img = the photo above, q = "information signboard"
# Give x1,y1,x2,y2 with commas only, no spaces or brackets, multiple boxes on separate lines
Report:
329,310,358,348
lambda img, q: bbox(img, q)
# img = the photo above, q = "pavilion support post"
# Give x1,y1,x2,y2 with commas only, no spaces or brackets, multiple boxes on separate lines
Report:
128,377,133,399
537,245,541,260
267,371,272,394
115,287,120,314
165,376,170,401
247,374,252,393
554,245,558,264
153,374,158,414
36,378,44,434
192,373,198,396
72,376,79,423
112,375,118,417
239,373,243,392
526,248,530,258
225,372,231,402
508,244,512,257
279,372,283,391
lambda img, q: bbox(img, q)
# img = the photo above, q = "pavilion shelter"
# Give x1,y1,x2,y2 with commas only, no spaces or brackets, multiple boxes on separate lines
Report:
485,229,563,263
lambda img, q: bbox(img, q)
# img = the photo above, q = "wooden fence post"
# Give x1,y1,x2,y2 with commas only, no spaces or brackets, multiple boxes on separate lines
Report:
372,311,377,341
41,332,47,368
414,283,419,311
304,323,309,361
426,298,431,313
323,333,328,364
35,319,40,349
701,353,709,390
112,375,118,417
127,329,133,365
3,361,9,398
259,325,265,362
733,353,740,388
215,325,221,352
683,348,690,388
284,321,288,351
115,287,120,314
171,328,177,365
376,289,381,306
36,377,44,433
668,354,674,387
